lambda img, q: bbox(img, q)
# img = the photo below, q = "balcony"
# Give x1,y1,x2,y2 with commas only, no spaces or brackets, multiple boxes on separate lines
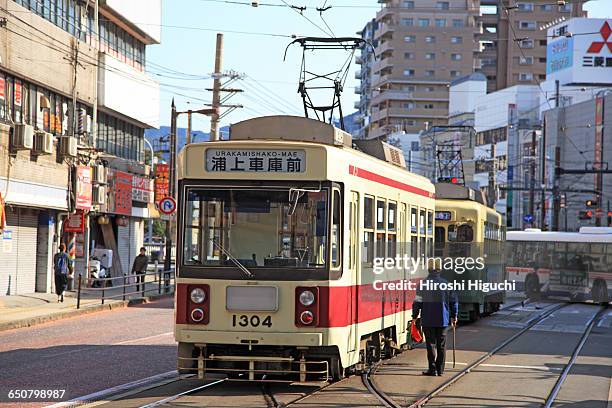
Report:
372,107,448,122
354,101,361,109
98,53,160,128
376,7,395,22
355,55,363,65
374,23,395,40
372,57,393,74
375,40,395,56
354,85,362,94
355,70,362,79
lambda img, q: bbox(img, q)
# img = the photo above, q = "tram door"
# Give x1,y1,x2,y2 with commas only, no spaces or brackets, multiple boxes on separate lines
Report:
347,191,360,353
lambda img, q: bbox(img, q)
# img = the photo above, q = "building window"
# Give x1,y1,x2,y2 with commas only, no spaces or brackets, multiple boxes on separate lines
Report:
539,39,547,46
425,53,436,60
450,70,461,77
559,4,571,12
519,21,536,30
411,141,419,150
418,19,430,27
425,70,435,77
424,86,435,92
403,102,415,110
451,53,462,61
404,52,415,59
402,18,414,26
519,72,533,81
517,3,534,11
520,39,534,48
539,4,553,11
436,1,449,10
539,57,546,63
519,56,533,65
404,35,416,43
404,69,415,77
482,58,497,66
403,85,416,92
425,36,436,43
403,0,414,8
424,103,434,109
435,19,446,27
451,36,463,44
452,19,464,28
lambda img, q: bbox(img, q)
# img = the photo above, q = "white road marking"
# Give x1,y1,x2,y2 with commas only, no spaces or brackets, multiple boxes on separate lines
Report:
44,370,179,408
607,377,612,408
42,332,174,359
447,362,561,372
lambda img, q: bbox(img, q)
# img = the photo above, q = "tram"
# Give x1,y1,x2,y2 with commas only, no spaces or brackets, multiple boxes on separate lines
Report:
506,228,612,303
174,116,436,381
433,183,506,321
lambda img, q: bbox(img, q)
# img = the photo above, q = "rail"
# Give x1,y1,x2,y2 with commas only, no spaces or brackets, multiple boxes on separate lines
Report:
75,267,175,309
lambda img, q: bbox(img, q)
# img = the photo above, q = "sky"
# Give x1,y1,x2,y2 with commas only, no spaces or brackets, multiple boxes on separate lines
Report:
147,0,610,133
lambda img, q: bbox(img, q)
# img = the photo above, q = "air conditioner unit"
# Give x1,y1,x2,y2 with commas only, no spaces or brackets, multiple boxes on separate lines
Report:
11,124,35,150
92,185,106,206
92,164,107,185
59,136,78,158
33,132,54,155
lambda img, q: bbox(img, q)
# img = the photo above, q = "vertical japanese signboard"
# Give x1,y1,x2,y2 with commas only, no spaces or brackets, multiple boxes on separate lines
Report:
132,175,153,203
75,166,93,211
154,163,170,204
107,170,133,216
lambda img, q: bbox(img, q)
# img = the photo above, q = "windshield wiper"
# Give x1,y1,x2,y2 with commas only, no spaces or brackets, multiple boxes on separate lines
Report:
288,185,322,215
211,238,254,278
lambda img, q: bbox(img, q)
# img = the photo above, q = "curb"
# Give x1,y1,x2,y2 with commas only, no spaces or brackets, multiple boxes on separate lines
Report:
127,293,174,305
0,301,129,332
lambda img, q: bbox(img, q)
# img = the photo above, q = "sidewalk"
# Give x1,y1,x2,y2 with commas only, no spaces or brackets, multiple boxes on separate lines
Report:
0,272,174,332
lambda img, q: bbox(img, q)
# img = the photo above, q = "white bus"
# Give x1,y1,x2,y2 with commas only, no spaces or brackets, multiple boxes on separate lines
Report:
506,227,611,303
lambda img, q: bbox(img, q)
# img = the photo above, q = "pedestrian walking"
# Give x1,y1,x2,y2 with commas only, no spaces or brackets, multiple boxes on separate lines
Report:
53,243,71,302
132,247,149,294
411,260,458,376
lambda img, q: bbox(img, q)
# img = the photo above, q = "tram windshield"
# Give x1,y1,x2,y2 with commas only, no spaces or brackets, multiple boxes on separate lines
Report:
183,187,333,269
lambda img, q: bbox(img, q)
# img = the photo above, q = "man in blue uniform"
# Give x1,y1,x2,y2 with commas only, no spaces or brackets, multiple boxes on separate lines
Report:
412,260,458,376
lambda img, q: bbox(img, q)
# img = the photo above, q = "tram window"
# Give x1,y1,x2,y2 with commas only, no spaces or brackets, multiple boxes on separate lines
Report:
376,232,386,258
364,196,374,229
331,190,341,268
388,202,397,231
419,210,425,234
427,211,433,235
411,236,418,258
377,200,386,230
183,188,330,269
420,237,426,258
427,237,433,257
411,207,417,233
364,231,374,265
448,224,473,242
387,234,397,259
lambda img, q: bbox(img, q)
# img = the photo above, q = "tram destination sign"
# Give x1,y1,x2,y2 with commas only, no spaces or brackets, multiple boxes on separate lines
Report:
206,149,306,173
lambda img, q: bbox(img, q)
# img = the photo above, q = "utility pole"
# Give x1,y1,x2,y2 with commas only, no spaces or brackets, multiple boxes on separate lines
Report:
210,33,223,141
552,146,561,231
186,110,192,145
528,130,536,226
540,117,547,230
488,144,497,208
164,99,177,272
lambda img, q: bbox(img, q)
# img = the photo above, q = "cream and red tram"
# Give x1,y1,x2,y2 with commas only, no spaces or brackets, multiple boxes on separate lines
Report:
174,116,435,381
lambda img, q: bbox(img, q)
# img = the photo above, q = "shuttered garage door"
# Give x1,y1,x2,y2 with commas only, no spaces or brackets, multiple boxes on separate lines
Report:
0,207,39,295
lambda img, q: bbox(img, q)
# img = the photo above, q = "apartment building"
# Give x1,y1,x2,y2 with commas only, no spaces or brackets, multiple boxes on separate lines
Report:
354,19,378,139
479,0,585,92
361,0,481,139
0,0,160,295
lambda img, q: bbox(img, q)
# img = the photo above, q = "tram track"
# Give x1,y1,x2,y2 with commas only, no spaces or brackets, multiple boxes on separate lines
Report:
397,302,606,408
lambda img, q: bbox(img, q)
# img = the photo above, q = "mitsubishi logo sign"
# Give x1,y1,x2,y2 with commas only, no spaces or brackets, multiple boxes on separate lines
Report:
587,21,612,53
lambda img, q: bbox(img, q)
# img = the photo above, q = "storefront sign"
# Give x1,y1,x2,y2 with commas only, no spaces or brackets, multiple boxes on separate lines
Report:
107,170,133,216
205,149,306,173
132,175,153,203
2,230,12,253
154,163,170,204
76,166,93,211
0,76,5,101
64,211,85,233
0,193,6,232
14,82,22,107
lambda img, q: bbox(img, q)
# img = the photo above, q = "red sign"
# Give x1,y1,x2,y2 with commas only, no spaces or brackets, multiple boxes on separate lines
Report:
108,170,133,216
154,164,170,204
132,175,153,203
0,76,5,101
587,21,612,53
14,82,22,107
75,166,93,211
64,211,85,233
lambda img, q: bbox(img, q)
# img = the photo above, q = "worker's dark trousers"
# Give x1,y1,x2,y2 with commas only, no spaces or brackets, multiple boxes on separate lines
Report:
423,326,449,374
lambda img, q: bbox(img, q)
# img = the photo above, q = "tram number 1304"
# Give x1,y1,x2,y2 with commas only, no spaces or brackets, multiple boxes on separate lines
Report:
232,314,272,328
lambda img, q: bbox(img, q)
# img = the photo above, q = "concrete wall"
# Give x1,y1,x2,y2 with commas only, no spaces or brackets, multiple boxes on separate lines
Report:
475,85,540,132
0,0,97,106
449,78,487,118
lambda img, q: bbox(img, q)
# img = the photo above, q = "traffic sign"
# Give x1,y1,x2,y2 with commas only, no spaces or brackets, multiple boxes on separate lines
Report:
523,214,534,224
159,196,177,215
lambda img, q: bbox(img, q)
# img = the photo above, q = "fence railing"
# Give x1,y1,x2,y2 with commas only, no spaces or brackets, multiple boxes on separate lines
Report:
76,267,175,309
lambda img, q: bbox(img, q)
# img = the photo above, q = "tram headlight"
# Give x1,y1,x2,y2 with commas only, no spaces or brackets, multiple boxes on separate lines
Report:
300,311,314,325
299,290,315,306
190,288,206,304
